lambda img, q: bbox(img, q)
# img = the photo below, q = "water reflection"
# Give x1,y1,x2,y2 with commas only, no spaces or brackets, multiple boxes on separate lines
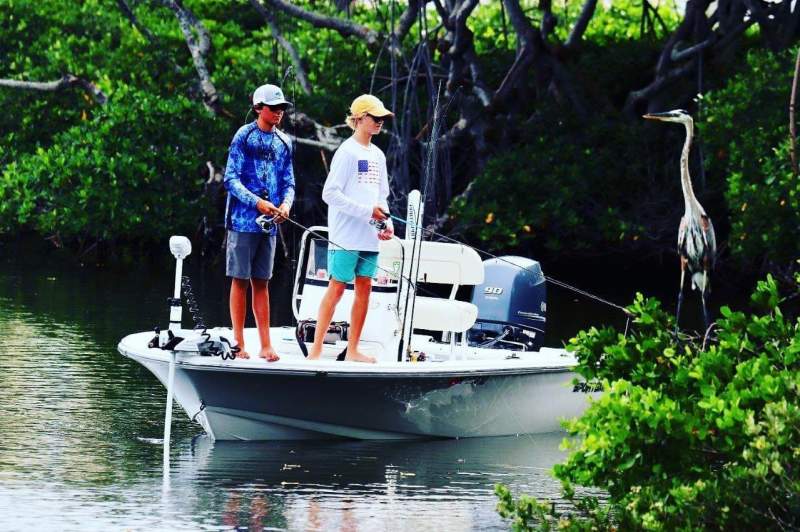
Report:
161,434,568,531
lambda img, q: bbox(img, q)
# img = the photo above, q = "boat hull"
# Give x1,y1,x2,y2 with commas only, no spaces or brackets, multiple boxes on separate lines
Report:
185,367,584,440
119,330,591,441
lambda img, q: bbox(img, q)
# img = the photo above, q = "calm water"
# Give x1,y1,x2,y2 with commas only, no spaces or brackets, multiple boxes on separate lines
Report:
0,242,626,531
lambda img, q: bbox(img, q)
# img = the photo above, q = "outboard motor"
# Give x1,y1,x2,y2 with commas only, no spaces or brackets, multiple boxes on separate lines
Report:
467,256,546,351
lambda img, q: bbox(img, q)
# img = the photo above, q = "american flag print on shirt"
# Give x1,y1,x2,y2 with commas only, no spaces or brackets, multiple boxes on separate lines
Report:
357,159,380,185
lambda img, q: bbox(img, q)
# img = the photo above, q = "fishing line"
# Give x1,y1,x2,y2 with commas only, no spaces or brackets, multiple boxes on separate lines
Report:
401,85,444,359
267,214,441,304
385,214,633,317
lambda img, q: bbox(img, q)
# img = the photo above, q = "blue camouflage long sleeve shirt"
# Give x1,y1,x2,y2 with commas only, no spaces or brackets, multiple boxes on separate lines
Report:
224,122,295,234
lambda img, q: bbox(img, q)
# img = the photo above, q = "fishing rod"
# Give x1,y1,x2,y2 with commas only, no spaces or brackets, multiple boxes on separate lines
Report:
399,85,445,361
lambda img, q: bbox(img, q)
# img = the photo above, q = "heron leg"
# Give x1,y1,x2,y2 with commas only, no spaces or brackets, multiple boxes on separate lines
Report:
675,262,686,335
700,270,711,332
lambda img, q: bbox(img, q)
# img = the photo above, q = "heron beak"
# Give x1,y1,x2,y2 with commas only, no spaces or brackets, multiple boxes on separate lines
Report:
643,113,667,121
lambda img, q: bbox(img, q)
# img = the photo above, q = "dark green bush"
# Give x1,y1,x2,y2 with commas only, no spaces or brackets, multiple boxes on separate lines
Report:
701,49,800,271
0,88,227,242
497,273,800,529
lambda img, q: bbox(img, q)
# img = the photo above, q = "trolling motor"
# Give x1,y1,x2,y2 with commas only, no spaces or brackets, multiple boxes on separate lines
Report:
146,236,238,360
147,236,194,349
168,236,192,330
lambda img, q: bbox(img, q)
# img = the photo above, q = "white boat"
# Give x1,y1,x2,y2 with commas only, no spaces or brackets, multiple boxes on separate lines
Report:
118,191,592,441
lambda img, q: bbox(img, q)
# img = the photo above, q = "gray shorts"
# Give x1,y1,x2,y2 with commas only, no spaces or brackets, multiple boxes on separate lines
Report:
226,230,276,280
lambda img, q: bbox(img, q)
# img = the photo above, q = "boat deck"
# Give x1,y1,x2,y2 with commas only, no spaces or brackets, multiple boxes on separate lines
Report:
118,327,577,377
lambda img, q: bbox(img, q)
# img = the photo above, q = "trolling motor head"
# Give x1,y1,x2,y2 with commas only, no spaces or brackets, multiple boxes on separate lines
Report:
169,236,192,260
167,236,191,333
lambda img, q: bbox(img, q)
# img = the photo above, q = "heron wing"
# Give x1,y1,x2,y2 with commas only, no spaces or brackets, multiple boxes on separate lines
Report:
700,214,716,270
677,215,688,254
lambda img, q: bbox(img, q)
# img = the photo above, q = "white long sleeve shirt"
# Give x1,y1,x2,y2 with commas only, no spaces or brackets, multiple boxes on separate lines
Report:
322,137,392,252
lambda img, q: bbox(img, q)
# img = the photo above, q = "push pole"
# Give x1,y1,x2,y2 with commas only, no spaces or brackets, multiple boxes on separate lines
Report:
164,236,191,473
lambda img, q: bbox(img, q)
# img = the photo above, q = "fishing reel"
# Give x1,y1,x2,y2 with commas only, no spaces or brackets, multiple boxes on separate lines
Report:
369,209,390,231
369,218,388,231
256,214,278,233
254,189,277,233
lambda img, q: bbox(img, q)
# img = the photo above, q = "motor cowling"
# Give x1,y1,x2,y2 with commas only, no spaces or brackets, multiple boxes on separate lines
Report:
467,256,546,351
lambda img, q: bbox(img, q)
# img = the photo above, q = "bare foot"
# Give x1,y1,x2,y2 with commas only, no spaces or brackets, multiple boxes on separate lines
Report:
306,350,322,360
258,346,280,362
235,346,250,359
345,351,376,363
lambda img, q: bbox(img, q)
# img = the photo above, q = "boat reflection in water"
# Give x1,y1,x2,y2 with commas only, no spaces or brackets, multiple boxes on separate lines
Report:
164,432,570,531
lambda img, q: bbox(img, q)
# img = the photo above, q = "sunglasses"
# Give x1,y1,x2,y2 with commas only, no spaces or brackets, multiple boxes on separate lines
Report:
262,103,288,112
366,114,385,124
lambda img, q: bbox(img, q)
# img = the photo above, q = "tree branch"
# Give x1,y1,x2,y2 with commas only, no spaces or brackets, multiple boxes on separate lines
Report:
497,0,587,116
249,0,312,95
116,0,157,44
282,111,345,151
789,45,800,176
670,37,715,62
624,0,712,114
0,75,107,104
395,0,422,44
624,61,697,113
161,0,222,114
445,0,490,104
565,0,598,50
259,0,380,45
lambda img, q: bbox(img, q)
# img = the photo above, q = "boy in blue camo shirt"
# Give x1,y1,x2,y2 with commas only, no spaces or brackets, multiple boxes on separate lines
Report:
224,83,294,362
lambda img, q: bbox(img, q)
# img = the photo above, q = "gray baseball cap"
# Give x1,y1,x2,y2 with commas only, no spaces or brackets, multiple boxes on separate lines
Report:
252,84,292,107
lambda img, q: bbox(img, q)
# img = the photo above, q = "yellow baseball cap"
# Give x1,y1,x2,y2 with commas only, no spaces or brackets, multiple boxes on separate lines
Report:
350,94,393,118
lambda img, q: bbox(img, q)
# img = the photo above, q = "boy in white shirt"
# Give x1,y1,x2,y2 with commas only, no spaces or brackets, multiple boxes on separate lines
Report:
307,94,394,363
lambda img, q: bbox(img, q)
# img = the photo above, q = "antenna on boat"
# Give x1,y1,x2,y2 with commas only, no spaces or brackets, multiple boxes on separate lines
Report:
163,235,192,478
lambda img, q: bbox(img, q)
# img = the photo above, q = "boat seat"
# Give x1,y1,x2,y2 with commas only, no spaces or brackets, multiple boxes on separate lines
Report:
379,239,484,286
411,297,478,332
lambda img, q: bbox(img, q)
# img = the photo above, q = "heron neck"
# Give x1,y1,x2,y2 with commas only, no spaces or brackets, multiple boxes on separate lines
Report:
680,121,699,213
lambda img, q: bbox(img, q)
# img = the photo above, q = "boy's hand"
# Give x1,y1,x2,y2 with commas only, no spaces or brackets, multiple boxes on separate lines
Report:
257,199,278,215
372,206,388,220
378,226,394,240
275,203,291,223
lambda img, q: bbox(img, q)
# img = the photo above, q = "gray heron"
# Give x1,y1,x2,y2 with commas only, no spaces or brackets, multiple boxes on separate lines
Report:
643,109,716,332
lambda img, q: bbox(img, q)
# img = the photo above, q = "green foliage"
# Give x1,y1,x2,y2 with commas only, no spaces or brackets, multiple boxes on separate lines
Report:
447,108,655,255
498,275,800,529
701,49,800,269
0,88,227,241
0,0,391,248
0,0,797,273
496,483,614,531
446,0,676,258
0,0,226,244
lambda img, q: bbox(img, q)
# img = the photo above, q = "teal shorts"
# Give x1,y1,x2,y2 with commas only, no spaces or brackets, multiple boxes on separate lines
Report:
327,250,379,283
